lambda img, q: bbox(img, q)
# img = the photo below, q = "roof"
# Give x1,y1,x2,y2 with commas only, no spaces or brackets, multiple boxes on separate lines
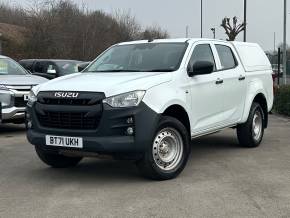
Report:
118,38,230,45
117,38,265,47
19,59,83,62
230,41,260,47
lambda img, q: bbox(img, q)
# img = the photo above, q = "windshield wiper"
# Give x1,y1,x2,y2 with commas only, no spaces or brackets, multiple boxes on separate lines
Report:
86,69,175,73
86,70,142,72
145,69,175,72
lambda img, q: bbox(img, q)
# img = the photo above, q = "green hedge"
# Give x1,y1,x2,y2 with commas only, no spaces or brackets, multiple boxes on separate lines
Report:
273,85,290,116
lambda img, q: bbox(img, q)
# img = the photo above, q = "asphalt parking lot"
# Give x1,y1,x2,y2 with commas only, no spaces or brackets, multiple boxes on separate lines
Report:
0,115,290,218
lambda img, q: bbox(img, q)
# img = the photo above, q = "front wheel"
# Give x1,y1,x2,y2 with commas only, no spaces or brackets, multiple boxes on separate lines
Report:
237,103,265,148
136,116,190,180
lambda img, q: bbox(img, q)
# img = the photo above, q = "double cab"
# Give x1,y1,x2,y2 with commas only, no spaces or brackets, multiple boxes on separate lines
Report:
26,39,273,180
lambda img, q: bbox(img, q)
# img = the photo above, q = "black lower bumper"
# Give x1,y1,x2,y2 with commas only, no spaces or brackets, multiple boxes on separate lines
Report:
26,101,160,155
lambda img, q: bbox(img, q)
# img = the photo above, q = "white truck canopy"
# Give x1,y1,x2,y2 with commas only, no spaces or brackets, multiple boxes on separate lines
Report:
231,41,272,72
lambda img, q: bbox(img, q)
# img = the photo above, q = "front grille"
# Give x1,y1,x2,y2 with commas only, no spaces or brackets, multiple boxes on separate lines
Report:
14,97,27,107
37,111,100,130
7,85,34,92
35,91,105,130
41,98,91,106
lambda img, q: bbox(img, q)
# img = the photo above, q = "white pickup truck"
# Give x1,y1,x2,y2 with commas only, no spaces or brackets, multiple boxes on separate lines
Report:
26,38,273,180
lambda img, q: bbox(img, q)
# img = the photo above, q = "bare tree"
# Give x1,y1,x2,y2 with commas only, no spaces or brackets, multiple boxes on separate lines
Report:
221,16,245,41
114,9,141,41
0,0,170,60
140,25,169,40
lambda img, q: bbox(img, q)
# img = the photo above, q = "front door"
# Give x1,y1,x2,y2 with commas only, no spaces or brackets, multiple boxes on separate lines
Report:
188,43,226,135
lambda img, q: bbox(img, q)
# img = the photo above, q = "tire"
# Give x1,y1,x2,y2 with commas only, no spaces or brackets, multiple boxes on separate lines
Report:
237,102,265,148
35,146,82,168
136,116,190,180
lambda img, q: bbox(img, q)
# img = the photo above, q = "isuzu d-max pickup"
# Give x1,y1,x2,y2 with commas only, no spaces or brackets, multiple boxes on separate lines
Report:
26,38,273,180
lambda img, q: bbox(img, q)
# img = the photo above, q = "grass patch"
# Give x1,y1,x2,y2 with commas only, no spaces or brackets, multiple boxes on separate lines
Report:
273,85,290,116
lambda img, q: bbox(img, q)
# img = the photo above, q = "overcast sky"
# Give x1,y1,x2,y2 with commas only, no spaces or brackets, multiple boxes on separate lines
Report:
4,0,290,51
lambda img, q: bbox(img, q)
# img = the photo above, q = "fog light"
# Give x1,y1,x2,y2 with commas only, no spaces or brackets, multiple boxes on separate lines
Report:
126,117,134,124
126,127,134,135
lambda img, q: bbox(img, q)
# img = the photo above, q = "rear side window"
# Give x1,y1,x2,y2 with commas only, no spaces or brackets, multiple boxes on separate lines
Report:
215,45,237,70
189,44,216,71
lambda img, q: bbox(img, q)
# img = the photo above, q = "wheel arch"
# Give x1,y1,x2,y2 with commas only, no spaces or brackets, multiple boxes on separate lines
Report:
241,92,268,128
253,93,268,128
162,104,191,135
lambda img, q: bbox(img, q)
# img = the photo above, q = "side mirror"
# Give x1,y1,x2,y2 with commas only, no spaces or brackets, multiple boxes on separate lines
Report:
187,61,214,77
78,62,90,72
47,69,56,74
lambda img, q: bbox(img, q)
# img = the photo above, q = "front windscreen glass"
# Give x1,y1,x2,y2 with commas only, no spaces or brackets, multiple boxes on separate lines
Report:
84,43,188,73
0,58,27,75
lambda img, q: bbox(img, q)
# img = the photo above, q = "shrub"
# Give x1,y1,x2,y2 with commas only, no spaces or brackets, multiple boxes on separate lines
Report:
273,85,290,116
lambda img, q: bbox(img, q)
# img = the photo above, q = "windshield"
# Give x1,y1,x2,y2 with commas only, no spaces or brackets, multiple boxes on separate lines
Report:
84,43,188,73
0,58,27,75
55,61,82,76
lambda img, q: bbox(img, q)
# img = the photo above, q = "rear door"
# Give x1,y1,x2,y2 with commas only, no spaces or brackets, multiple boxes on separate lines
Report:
213,43,247,124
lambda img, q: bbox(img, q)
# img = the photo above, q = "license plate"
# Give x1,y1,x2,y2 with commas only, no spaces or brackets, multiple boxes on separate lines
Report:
45,135,83,148
24,95,29,101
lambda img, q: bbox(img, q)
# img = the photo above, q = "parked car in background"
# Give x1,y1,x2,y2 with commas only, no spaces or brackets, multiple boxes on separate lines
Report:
19,59,86,80
0,55,48,123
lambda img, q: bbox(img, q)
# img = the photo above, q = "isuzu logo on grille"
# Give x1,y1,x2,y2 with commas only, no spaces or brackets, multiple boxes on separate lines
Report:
54,92,79,98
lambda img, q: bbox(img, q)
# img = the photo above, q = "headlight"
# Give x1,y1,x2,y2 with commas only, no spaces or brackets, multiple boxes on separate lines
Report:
0,90,12,107
103,91,145,108
0,84,9,91
27,90,37,106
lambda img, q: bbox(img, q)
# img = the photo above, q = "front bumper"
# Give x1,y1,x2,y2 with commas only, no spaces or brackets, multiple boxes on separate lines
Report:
2,106,26,122
26,102,160,154
1,87,30,122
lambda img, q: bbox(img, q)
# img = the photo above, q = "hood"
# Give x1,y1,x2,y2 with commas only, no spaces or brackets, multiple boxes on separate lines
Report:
0,74,48,85
35,72,172,97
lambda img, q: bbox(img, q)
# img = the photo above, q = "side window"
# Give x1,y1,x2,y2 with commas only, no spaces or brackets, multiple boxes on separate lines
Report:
215,45,237,70
47,64,57,71
34,62,45,74
189,44,216,71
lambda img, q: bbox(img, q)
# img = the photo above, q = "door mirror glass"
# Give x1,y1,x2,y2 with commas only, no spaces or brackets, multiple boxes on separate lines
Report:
188,61,214,77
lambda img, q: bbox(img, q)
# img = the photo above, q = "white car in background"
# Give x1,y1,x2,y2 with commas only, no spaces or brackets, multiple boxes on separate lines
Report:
0,55,48,123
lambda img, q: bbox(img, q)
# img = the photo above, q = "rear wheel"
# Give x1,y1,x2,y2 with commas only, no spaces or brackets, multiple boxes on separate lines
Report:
35,146,82,168
237,103,265,148
136,116,190,180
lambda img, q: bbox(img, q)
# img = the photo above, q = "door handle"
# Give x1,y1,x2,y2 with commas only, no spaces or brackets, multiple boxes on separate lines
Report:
238,75,246,81
215,78,224,85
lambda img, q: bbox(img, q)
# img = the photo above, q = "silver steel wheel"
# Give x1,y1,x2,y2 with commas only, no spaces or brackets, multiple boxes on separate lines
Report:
252,110,263,141
152,127,184,171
